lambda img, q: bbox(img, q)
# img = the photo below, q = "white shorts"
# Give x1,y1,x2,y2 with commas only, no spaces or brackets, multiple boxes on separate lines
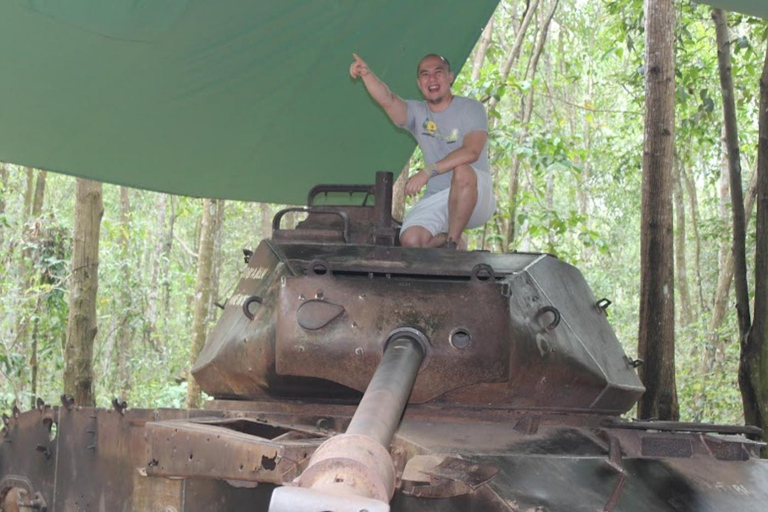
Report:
400,167,495,236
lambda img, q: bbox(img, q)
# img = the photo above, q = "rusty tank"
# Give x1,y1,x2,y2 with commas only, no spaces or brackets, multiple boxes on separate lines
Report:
2,171,767,512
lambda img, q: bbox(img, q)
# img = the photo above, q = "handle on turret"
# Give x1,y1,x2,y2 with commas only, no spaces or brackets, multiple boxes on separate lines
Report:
272,207,351,243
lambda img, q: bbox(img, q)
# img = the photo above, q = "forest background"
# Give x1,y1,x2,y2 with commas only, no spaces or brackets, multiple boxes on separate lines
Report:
1,0,765,425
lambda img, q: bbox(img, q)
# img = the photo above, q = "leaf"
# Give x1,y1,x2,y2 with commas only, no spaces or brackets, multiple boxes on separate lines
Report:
601,47,618,60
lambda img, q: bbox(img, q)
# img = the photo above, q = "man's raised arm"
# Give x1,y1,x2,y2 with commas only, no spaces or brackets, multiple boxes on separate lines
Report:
350,54,407,127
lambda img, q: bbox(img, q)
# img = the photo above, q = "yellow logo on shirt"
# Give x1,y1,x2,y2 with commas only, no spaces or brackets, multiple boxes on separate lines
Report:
422,119,459,143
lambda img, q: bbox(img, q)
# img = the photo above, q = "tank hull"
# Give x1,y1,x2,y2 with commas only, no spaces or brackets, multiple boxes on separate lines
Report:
2,401,766,512
4,176,765,511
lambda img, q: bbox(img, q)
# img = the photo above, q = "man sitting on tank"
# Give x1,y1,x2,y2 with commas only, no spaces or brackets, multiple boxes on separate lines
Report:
350,53,495,249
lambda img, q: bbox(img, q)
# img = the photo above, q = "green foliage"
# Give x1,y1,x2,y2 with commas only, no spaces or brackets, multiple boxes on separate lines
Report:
457,0,765,423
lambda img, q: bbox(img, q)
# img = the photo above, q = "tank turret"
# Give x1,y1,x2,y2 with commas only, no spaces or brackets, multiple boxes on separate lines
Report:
193,172,644,414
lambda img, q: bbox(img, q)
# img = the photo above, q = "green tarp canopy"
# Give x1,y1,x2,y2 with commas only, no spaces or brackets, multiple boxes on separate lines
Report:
0,1,498,204
702,0,768,19
0,1,764,204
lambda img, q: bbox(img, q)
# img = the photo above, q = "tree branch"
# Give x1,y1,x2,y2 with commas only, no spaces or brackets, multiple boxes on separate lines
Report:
174,232,199,259
538,92,641,115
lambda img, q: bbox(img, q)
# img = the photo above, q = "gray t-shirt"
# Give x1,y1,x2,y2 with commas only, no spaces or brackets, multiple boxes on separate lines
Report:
402,96,489,197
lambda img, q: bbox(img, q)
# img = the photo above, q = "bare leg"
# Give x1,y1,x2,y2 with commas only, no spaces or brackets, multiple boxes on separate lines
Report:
400,226,434,247
447,164,478,242
400,166,478,248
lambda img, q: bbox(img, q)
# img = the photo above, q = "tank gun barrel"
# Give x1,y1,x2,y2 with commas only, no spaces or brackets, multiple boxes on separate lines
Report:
347,334,425,445
269,331,426,512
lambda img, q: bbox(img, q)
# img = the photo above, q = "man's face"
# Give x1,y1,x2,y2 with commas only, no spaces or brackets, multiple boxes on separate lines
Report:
417,56,454,105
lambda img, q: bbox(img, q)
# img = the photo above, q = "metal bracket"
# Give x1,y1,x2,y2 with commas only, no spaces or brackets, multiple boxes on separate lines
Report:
242,295,264,321
596,298,612,313
471,263,496,282
602,436,627,512
536,306,561,332
111,398,127,415
59,395,75,410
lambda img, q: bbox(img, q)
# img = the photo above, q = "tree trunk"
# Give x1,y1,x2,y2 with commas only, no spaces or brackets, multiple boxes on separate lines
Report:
116,187,131,399
32,170,47,217
487,0,541,113
674,161,693,328
718,128,730,272
580,82,592,217
145,194,167,350
0,163,7,247
185,199,217,408
505,0,559,250
579,73,594,262
23,167,34,220
208,200,226,322
546,167,555,248
714,8,752,339
706,163,758,364
260,202,272,240
637,0,677,421
544,41,556,249
741,37,768,448
392,163,409,223
63,179,104,407
0,163,8,217
162,197,177,318
30,311,39,409
471,17,494,82
16,172,38,386
16,169,47,400
680,160,705,316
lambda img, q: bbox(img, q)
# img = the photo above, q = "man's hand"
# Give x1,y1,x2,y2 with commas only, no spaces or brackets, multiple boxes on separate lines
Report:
405,169,430,196
349,53,371,79
349,53,407,126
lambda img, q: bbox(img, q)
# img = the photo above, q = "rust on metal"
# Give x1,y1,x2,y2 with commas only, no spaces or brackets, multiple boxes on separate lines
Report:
145,417,324,484
401,455,499,498
1,488,21,512
601,436,627,512
277,333,425,508
2,172,768,512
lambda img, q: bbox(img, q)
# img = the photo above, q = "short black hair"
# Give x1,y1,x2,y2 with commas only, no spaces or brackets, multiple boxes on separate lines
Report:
417,54,452,75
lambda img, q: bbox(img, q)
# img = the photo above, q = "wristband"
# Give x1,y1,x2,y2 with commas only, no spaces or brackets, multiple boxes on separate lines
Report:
425,163,438,178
